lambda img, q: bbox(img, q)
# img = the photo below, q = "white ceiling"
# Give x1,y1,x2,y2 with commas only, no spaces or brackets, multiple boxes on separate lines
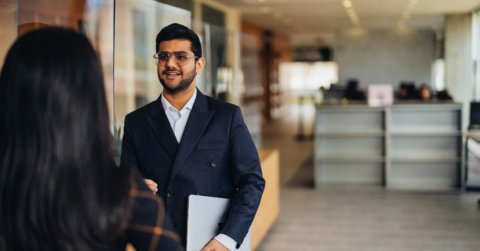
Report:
213,0,480,35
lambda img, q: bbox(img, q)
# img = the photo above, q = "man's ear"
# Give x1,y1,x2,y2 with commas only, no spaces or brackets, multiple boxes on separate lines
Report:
195,58,205,74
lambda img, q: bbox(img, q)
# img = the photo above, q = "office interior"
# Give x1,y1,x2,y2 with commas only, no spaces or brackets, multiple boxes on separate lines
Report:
1,0,480,250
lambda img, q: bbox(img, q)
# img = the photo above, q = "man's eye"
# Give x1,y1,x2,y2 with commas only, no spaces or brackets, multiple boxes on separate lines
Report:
176,55,187,60
159,55,169,60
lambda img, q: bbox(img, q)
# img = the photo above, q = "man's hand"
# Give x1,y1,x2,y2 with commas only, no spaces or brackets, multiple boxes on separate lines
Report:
200,239,230,251
143,179,158,194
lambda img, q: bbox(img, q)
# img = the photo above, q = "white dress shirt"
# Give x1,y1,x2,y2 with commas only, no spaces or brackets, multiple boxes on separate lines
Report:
161,89,197,143
160,89,237,251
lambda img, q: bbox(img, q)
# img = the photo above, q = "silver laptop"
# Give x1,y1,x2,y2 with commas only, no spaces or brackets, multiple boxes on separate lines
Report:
187,195,251,251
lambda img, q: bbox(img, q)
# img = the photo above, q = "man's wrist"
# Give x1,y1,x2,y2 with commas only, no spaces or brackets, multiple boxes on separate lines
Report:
214,234,237,251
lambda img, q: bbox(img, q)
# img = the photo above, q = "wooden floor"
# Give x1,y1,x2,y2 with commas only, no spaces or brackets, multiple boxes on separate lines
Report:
257,105,480,251
257,187,480,251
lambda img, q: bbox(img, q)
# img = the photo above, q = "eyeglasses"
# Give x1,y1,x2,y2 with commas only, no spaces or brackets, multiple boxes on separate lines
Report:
153,52,199,66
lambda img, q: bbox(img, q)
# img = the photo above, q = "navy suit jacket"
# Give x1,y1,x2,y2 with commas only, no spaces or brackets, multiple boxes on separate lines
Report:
120,90,265,247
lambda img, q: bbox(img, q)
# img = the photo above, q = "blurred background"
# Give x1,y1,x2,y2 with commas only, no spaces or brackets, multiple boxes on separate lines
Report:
1,0,480,250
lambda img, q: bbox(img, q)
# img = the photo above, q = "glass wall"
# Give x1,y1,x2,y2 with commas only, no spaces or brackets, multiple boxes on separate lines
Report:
0,0,263,149
11,0,115,125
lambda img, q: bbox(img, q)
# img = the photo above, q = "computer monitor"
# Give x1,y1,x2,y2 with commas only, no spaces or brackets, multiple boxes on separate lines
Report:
469,102,480,129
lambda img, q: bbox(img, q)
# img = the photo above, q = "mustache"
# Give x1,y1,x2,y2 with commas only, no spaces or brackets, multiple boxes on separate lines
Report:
162,69,182,75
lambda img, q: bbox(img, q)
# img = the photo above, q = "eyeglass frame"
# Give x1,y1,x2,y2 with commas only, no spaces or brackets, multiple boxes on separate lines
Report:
153,52,199,66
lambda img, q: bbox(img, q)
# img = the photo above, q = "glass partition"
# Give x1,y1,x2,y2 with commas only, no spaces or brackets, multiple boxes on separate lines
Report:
113,0,191,145
113,1,263,148
0,0,17,70
1,0,263,149
13,0,115,126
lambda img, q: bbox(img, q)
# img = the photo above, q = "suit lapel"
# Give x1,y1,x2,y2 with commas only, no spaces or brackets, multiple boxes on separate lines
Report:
168,90,214,182
144,96,178,160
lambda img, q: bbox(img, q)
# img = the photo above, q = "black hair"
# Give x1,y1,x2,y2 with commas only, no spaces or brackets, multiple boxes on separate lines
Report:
406,82,417,99
0,27,130,251
155,23,202,59
346,79,359,91
437,90,453,100
344,78,366,100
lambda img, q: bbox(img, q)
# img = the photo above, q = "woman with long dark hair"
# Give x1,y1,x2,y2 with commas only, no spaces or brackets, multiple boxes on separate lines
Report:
0,28,182,251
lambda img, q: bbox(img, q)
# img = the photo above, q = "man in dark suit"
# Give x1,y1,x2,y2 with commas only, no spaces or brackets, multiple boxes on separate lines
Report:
120,23,265,251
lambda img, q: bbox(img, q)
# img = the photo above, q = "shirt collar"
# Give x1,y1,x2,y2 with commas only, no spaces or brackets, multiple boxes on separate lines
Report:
161,88,197,112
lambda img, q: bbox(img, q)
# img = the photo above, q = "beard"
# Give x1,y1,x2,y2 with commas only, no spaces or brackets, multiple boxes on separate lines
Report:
158,67,197,94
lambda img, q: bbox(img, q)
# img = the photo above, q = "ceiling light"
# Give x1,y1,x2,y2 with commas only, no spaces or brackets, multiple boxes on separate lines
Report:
343,0,352,8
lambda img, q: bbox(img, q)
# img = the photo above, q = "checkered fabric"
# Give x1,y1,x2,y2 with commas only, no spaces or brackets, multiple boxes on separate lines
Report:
118,170,183,251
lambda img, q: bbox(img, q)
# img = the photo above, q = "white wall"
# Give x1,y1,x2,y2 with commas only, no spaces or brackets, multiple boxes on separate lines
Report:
335,29,435,88
445,13,473,130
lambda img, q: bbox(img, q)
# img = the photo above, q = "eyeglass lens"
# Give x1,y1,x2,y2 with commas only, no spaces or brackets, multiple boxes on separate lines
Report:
155,52,191,66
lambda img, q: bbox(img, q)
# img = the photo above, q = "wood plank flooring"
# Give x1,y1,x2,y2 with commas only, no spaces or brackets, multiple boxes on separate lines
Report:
258,104,480,251
257,187,480,251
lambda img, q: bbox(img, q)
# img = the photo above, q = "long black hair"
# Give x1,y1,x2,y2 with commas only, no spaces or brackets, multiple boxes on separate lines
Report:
0,27,130,250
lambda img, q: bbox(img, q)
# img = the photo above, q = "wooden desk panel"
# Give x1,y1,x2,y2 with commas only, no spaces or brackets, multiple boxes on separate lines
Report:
251,149,280,250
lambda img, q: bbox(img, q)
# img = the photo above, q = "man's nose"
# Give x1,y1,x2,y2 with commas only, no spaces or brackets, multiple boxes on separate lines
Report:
165,56,178,68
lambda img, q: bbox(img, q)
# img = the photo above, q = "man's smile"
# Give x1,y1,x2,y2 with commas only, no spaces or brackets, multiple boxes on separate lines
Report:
163,71,182,79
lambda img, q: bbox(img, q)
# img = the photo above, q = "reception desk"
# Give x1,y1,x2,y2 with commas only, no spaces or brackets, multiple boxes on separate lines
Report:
251,149,280,250
315,102,463,190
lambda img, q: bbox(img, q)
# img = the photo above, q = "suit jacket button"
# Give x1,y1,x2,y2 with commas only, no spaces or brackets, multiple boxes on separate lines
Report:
167,191,173,197
197,191,203,195
146,166,152,172
210,161,217,167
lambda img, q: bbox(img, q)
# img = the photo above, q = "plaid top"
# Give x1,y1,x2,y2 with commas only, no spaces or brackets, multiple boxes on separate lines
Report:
111,170,183,251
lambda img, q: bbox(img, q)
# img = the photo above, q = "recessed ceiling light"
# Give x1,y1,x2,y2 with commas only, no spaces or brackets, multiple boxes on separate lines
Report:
343,0,352,8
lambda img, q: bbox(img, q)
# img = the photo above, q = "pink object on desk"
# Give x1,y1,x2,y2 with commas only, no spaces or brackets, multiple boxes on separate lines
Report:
368,84,394,107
